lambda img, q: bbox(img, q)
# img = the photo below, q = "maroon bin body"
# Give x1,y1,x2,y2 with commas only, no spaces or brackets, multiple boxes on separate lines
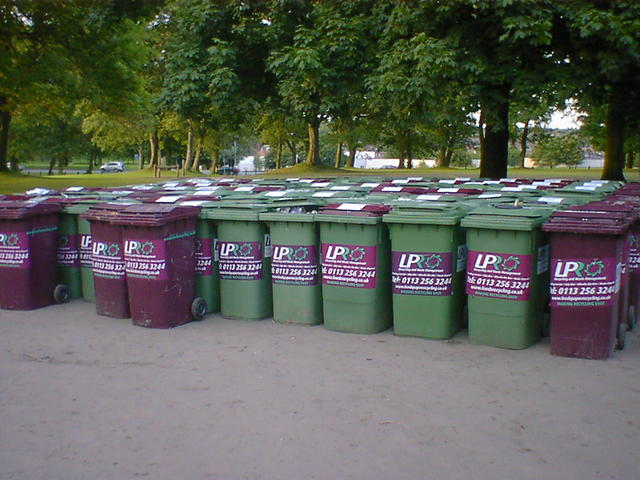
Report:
114,204,200,329
81,204,131,318
0,201,61,310
543,211,631,359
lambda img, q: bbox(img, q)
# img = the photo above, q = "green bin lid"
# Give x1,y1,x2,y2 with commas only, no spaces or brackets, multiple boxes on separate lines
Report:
383,203,468,225
460,204,551,231
199,203,272,221
315,203,390,225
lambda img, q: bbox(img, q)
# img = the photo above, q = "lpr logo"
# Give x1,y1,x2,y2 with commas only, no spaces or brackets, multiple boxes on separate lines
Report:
554,260,605,278
473,253,520,272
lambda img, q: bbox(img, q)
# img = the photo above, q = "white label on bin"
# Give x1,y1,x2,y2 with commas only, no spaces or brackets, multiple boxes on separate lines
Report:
132,185,154,191
409,177,424,181
439,179,456,184
265,191,288,197
312,192,337,198
392,179,409,184
66,186,84,192
311,182,330,188
298,179,314,183
235,186,254,192
286,177,300,181
537,245,550,274
438,188,459,193
336,203,366,211
455,177,471,181
478,193,502,199
194,187,219,194
264,234,272,258
361,183,380,188
575,186,598,191
166,186,189,191
155,196,182,203
180,200,208,206
416,195,442,201
382,187,403,192
538,197,563,204
501,187,524,192
330,186,351,190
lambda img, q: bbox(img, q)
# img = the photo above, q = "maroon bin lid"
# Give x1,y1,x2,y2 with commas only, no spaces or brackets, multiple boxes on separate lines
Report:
111,204,200,226
543,209,632,235
0,200,61,219
318,203,391,217
80,203,133,223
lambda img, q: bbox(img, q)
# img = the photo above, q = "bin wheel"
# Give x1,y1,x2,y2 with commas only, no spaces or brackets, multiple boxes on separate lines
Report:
616,322,626,351
53,284,70,304
541,312,551,338
628,306,637,331
191,297,207,320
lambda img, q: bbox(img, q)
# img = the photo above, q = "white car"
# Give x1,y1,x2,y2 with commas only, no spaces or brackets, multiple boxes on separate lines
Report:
99,161,125,173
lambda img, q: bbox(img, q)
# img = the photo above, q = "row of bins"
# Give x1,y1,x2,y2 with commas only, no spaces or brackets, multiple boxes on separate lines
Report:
1,191,639,361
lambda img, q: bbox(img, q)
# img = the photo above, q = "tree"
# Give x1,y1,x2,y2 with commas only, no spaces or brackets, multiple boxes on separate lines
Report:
557,2,640,180
531,132,584,169
0,1,160,171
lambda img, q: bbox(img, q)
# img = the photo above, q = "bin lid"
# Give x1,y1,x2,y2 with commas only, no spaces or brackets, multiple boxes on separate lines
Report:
259,211,317,223
460,204,551,231
543,213,631,235
111,204,200,226
79,202,135,223
0,200,61,219
383,202,468,225
199,203,271,221
315,203,390,225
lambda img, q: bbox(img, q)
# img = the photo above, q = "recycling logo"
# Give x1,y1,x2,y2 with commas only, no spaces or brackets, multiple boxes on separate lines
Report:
7,233,19,247
502,255,521,272
425,254,442,269
106,243,121,257
238,243,253,257
585,259,605,277
294,246,309,261
349,247,366,262
141,241,155,255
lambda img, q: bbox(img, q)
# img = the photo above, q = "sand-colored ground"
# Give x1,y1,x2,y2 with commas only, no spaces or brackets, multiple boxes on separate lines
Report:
1,302,639,480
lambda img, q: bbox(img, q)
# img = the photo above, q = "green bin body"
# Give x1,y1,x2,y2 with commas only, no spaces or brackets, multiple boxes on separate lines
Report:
384,206,467,339
202,207,272,320
195,218,220,313
260,212,322,325
461,206,551,349
316,204,392,334
57,211,83,299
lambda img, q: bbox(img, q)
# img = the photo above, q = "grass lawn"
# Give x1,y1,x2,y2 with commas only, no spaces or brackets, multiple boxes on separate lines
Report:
1,166,639,195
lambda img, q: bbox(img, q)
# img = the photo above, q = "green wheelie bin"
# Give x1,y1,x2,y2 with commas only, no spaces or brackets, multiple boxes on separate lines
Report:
66,201,100,302
260,208,323,325
194,217,220,313
200,204,273,320
316,203,392,334
56,204,83,299
460,205,552,349
383,203,468,339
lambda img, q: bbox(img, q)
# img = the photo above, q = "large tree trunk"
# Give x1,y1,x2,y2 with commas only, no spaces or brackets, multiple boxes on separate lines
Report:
346,142,356,168
48,157,56,175
406,133,413,169
286,139,298,165
334,142,343,168
149,131,160,167
137,146,144,170
275,141,283,169
0,106,11,172
305,118,321,166
519,119,529,169
601,84,626,181
398,149,406,169
185,121,194,170
192,138,202,172
480,86,510,179
211,148,220,175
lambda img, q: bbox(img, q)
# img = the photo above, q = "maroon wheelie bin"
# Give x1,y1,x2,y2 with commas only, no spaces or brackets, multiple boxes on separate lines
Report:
543,209,632,359
0,201,69,309
113,204,205,329
80,203,131,318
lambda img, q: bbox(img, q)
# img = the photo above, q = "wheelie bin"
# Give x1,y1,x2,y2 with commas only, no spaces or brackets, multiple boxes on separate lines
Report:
316,203,392,334
260,208,323,325
383,203,468,339
66,201,100,302
56,205,83,299
0,201,69,309
200,204,273,320
460,205,552,349
543,209,631,359
80,203,131,318
113,204,205,328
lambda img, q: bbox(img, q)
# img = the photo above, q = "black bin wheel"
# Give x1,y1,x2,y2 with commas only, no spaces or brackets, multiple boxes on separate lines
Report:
191,297,207,320
53,284,70,304
616,322,626,351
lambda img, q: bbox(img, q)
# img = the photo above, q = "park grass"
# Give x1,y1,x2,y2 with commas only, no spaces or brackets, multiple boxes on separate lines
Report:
1,166,639,195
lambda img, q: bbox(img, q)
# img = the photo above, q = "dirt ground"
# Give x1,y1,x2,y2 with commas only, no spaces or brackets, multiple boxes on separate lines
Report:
1,302,639,480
